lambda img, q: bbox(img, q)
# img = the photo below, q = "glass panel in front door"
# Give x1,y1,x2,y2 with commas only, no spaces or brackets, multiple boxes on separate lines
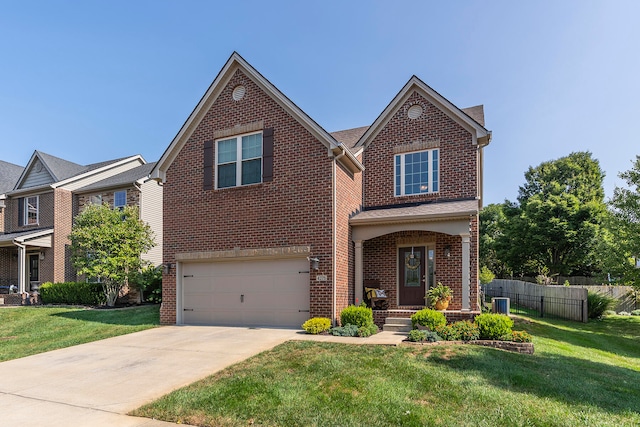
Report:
427,248,435,291
404,249,422,287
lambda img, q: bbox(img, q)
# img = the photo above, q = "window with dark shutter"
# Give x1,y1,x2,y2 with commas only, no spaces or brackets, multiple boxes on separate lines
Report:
203,140,214,190
18,197,24,226
262,128,274,182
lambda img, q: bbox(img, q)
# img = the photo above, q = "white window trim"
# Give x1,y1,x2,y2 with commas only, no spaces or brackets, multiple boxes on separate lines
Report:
24,195,39,225
215,130,263,189
394,149,439,197
114,190,127,209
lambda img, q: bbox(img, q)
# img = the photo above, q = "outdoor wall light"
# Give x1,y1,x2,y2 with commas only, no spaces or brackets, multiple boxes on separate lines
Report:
444,245,451,258
308,257,320,270
163,263,174,274
39,252,45,261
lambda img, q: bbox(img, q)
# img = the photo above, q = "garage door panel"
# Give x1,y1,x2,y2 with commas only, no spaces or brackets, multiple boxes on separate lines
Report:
182,258,310,327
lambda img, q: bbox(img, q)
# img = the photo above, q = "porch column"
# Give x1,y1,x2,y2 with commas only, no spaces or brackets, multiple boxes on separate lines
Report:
15,242,26,294
461,235,471,311
354,240,363,305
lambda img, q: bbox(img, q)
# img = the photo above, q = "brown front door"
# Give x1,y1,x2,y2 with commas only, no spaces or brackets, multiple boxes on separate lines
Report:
399,246,426,305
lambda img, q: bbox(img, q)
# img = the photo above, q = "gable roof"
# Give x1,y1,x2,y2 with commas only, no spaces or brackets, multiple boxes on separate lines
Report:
354,76,491,150
330,126,369,151
0,160,24,195
151,51,363,182
75,162,157,193
12,150,145,193
461,105,485,127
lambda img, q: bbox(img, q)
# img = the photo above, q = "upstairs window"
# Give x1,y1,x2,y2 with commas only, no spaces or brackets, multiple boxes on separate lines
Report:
25,196,39,225
394,149,439,196
89,194,102,206
114,190,127,210
216,132,262,189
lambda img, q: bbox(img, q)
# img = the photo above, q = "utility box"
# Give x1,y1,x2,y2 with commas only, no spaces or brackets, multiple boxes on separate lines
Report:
492,297,510,314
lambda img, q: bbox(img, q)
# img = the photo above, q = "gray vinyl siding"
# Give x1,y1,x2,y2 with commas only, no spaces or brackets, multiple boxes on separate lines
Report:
21,159,54,188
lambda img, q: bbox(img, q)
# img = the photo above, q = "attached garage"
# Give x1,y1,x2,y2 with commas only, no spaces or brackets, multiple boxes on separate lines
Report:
181,257,310,327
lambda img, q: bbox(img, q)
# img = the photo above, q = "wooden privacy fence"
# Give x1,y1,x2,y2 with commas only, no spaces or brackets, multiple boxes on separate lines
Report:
485,279,588,322
579,286,639,313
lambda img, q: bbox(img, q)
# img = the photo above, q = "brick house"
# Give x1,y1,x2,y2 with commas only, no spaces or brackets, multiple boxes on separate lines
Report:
151,52,491,327
0,151,162,302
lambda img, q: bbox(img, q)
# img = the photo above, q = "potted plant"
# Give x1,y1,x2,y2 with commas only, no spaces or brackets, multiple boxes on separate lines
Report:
427,282,452,310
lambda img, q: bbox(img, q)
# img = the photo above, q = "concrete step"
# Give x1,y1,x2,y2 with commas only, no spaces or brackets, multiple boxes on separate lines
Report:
383,317,413,332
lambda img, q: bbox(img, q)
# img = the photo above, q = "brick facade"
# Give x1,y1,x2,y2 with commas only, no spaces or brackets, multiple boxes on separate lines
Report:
161,69,336,324
157,54,488,326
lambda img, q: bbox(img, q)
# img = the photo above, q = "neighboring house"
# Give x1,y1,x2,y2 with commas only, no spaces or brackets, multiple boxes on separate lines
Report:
151,52,491,327
0,151,162,299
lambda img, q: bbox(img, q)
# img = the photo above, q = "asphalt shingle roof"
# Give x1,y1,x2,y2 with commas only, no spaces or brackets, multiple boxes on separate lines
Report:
0,161,24,194
76,162,156,193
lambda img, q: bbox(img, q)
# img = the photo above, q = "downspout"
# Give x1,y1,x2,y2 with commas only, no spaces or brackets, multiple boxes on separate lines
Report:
13,240,26,295
331,147,347,326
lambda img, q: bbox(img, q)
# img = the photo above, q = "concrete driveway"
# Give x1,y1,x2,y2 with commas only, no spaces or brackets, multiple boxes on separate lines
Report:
0,326,299,426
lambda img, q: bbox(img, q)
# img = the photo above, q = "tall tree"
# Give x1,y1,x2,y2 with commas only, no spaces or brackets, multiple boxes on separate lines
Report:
479,203,511,277
69,204,155,306
604,155,640,287
496,152,606,277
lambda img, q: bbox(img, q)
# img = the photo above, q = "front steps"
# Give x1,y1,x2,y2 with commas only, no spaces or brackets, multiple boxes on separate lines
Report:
382,317,412,332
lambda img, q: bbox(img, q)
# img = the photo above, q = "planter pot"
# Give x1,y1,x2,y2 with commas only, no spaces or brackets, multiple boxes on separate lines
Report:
434,299,449,310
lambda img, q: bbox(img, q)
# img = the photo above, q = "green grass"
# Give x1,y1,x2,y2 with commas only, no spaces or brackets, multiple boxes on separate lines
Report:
0,305,159,361
132,315,640,427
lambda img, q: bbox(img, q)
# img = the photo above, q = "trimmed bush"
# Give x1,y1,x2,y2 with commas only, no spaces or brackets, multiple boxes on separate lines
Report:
619,311,631,316
340,305,373,328
509,330,533,343
603,310,617,316
451,320,479,341
302,317,331,334
434,324,460,341
587,291,616,319
330,324,359,337
631,309,640,316
357,323,379,338
39,282,106,305
474,313,514,340
411,308,447,330
408,329,441,343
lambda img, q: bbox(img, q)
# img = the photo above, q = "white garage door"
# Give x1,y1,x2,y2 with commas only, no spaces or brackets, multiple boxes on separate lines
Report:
182,258,310,327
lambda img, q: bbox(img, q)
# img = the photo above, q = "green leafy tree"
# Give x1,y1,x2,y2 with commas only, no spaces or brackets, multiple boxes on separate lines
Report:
604,155,640,287
479,203,511,277
69,204,155,306
496,152,606,276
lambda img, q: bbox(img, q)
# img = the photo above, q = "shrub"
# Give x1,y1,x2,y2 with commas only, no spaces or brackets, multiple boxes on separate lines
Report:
340,305,373,328
451,320,479,341
357,323,379,338
479,266,495,285
302,317,331,334
474,313,514,339
411,308,447,330
508,330,533,343
619,311,631,316
39,282,106,305
587,291,616,319
330,324,359,337
129,265,162,303
603,310,617,316
434,324,460,341
631,309,640,316
408,329,441,342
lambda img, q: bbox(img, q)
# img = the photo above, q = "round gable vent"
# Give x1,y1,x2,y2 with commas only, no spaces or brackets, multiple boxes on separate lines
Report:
232,85,246,101
407,104,423,119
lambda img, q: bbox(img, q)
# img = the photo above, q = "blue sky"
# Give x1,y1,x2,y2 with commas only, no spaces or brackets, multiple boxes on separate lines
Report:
1,0,638,205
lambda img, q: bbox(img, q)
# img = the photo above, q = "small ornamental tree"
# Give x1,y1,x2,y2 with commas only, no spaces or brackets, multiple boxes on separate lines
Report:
69,204,155,306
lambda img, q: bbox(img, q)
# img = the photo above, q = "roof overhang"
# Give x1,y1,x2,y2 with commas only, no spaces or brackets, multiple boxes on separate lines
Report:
350,199,479,241
151,52,360,183
0,229,54,248
331,144,364,174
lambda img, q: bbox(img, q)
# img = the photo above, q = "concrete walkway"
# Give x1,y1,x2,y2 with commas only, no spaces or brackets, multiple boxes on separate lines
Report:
0,326,300,426
0,326,408,426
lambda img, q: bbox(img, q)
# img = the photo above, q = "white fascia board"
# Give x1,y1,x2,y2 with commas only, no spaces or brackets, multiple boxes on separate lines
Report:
52,155,145,189
6,185,54,197
152,52,339,183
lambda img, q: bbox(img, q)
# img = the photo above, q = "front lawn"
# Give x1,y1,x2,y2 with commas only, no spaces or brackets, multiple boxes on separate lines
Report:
0,305,159,362
132,315,640,427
